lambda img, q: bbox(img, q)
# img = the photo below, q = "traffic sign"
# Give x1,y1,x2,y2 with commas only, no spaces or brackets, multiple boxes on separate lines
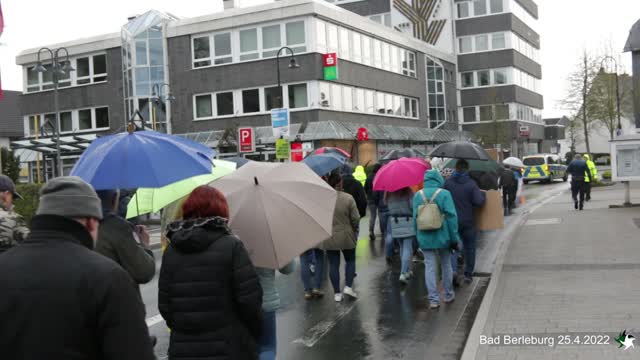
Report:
271,108,290,137
238,127,255,153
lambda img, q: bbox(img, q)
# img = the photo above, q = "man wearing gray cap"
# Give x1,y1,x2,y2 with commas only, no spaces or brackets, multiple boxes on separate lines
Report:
0,174,29,253
0,176,155,359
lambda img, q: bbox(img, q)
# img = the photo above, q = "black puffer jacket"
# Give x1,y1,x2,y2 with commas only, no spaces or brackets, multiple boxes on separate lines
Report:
0,215,154,360
159,217,263,360
342,174,368,217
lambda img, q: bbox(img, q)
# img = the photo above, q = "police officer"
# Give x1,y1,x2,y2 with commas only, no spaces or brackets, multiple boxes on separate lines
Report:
583,154,598,202
0,175,29,253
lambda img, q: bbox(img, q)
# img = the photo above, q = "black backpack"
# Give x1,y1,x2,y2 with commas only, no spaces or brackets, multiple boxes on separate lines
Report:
499,169,516,189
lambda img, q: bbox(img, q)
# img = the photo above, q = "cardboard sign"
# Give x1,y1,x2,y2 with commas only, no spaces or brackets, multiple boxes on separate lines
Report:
238,127,255,153
475,190,504,231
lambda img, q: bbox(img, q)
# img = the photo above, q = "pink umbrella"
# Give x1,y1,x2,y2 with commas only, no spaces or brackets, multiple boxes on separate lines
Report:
373,157,432,192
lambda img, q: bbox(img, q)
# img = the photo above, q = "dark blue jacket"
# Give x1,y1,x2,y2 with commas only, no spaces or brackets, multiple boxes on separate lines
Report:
444,172,486,227
566,160,591,182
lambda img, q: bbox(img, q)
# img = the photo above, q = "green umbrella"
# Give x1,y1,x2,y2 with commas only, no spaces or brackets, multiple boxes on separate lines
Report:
443,159,503,173
126,159,237,219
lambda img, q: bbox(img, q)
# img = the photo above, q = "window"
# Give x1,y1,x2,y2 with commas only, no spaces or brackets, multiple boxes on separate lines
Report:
477,70,490,86
390,46,400,73
193,37,211,67
459,37,472,53
242,89,260,113
327,24,338,53
372,39,382,68
492,33,506,49
402,51,416,77
214,33,232,64
523,157,544,166
463,107,476,122
490,0,503,13
60,112,73,132
76,54,107,85
288,84,308,109
319,82,331,108
479,105,493,121
384,94,393,114
136,41,147,66
195,95,213,119
27,67,39,92
343,86,353,112
352,33,362,63
475,35,488,51
381,43,390,71
331,84,343,111
473,0,487,15
265,86,282,110
95,107,109,128
79,109,92,130
495,104,509,119
92,55,108,83
493,68,507,84
338,27,350,60
240,29,259,61
216,92,234,116
457,2,470,18
459,72,473,88
262,25,282,58
76,58,90,85
286,21,306,53
365,90,374,113
362,36,371,66
316,21,327,50
354,88,365,111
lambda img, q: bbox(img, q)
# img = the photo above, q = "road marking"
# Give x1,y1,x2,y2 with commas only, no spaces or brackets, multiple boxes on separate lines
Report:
524,218,562,226
291,303,357,348
146,314,164,327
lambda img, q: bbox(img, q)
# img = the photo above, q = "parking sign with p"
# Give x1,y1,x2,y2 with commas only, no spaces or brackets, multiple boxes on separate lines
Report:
238,127,255,153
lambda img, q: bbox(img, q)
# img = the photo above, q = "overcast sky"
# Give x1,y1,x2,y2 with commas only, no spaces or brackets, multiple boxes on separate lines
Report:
1,0,639,118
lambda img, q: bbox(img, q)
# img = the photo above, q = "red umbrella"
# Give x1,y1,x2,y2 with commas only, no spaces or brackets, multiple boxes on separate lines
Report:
310,147,351,158
373,158,431,192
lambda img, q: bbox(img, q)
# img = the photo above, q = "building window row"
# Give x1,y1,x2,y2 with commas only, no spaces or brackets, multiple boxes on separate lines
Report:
460,67,540,93
25,53,107,93
193,83,309,120
192,19,307,69
369,13,392,27
509,0,538,31
318,81,419,119
316,19,417,78
458,31,539,62
426,57,446,128
456,0,504,19
511,32,539,62
24,106,110,137
462,102,541,124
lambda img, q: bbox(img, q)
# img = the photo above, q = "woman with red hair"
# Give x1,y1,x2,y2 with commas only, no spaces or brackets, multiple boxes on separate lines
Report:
158,185,263,360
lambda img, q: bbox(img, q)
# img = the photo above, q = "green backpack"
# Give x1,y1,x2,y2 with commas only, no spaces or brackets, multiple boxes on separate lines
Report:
416,189,444,231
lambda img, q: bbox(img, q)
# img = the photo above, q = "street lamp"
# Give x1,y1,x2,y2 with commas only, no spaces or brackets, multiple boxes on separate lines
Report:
599,56,622,135
151,83,175,133
35,47,75,177
275,46,300,107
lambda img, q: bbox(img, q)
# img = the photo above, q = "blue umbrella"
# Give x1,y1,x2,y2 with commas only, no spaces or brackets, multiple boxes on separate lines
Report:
71,130,216,190
302,153,347,176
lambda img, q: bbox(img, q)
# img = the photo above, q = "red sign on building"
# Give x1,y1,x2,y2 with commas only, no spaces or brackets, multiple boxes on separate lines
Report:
323,53,338,67
238,127,255,153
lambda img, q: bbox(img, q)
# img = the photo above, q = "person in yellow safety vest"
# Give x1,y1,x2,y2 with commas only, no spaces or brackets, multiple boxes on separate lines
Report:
353,165,367,187
583,154,598,202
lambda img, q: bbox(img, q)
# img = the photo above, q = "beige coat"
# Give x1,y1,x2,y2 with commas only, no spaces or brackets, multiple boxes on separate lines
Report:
322,191,360,251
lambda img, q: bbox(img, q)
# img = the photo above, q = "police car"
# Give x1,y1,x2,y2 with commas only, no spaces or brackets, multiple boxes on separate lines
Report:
522,154,568,184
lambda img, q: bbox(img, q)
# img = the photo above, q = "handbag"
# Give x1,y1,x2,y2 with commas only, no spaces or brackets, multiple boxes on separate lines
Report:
416,189,444,231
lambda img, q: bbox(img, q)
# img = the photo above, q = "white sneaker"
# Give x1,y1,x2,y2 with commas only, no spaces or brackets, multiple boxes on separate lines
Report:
343,286,358,299
334,293,343,302
399,273,409,284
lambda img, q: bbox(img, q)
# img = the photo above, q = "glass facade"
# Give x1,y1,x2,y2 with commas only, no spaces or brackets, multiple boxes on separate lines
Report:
426,57,446,129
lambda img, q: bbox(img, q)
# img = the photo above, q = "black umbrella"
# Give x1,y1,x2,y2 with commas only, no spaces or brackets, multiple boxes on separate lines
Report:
381,148,426,162
428,141,490,161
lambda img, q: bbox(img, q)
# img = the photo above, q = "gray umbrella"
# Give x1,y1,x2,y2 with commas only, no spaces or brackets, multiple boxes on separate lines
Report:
428,141,490,161
381,148,426,162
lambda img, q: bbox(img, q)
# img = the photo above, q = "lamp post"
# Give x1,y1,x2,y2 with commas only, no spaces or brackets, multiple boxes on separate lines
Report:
34,47,74,177
275,46,300,107
151,83,175,133
600,56,622,136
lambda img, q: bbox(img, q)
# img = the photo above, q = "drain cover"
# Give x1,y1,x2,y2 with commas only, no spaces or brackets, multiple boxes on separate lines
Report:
525,218,562,226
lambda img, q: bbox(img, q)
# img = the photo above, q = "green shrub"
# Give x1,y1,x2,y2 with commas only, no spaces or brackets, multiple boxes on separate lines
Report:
13,183,42,225
602,170,612,180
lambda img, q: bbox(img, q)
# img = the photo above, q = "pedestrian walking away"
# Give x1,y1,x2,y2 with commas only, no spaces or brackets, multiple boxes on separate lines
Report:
256,261,295,360
340,165,368,218
413,170,459,309
386,187,416,284
566,154,592,211
322,172,361,302
0,175,29,253
96,190,156,293
352,165,367,187
499,166,518,216
444,159,486,283
364,163,382,240
159,185,263,360
0,176,155,360
300,248,325,300
583,154,598,202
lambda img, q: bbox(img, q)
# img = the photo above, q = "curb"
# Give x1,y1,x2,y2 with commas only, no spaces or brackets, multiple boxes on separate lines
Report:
460,187,568,360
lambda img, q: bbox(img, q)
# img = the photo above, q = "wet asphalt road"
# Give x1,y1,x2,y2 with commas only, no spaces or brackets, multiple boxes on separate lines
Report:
141,181,568,360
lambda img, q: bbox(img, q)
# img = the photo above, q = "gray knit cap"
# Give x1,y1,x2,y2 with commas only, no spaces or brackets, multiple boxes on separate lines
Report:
37,176,103,220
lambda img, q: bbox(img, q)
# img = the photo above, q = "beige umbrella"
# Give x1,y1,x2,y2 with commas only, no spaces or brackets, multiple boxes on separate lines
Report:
210,162,337,269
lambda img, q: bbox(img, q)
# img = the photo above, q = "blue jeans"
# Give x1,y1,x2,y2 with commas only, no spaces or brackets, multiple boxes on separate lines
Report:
326,249,356,293
451,241,462,274
385,220,394,258
399,237,414,274
423,249,454,305
368,204,378,235
379,209,389,239
258,310,276,360
459,224,477,278
300,249,324,292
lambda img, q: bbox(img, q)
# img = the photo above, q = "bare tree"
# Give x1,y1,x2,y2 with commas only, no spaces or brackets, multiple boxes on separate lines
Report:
587,70,632,140
561,50,600,156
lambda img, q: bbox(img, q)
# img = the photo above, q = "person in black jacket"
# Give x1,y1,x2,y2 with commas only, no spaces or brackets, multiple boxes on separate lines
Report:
340,165,367,218
159,185,263,360
364,163,385,241
565,154,592,211
0,176,155,360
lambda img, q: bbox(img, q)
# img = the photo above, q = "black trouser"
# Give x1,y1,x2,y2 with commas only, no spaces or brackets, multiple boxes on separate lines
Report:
571,179,586,205
584,182,592,200
502,185,517,212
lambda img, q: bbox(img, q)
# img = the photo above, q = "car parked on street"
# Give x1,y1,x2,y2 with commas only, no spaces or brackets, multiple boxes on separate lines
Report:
522,154,568,184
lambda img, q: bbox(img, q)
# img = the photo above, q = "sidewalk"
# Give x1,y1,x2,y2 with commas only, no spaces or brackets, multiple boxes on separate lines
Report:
464,183,640,359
